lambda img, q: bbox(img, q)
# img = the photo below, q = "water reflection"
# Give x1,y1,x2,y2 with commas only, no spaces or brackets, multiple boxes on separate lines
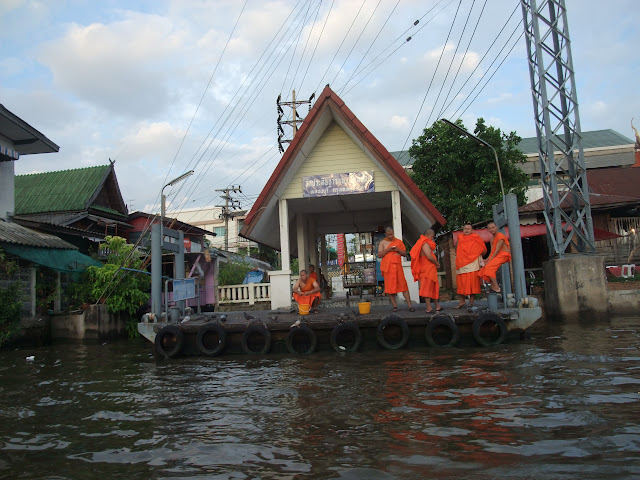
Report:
0,317,638,479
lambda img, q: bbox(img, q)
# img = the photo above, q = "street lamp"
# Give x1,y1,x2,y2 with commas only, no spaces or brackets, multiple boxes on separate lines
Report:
440,118,505,201
160,170,194,249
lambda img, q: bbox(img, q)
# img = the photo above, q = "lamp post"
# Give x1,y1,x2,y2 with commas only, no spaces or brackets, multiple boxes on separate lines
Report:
160,170,194,249
440,118,505,201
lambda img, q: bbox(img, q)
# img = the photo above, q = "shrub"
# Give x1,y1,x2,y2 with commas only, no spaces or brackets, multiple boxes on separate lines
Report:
0,283,22,348
218,260,253,286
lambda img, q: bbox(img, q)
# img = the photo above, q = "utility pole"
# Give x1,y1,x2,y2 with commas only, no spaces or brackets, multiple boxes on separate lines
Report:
277,90,316,153
215,185,242,251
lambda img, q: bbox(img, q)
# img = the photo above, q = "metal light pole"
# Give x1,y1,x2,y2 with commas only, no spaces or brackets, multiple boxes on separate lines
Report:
152,170,194,320
160,170,194,249
440,118,505,201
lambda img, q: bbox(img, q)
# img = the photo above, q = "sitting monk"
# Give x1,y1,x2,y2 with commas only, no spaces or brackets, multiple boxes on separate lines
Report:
410,228,442,313
478,222,511,293
292,269,321,312
308,264,318,283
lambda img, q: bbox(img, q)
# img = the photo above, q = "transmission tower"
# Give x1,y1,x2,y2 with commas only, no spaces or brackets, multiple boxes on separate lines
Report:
277,90,315,153
215,185,242,251
521,0,595,257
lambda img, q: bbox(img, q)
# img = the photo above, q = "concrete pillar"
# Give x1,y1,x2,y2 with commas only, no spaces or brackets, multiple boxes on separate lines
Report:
176,230,185,314
151,223,162,318
391,190,402,240
320,234,327,270
270,270,293,310
543,255,607,320
279,199,290,271
0,161,15,220
297,214,307,272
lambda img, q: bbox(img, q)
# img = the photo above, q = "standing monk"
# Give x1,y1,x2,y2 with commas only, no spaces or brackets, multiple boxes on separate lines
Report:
478,222,511,293
292,269,321,313
410,228,442,313
455,222,487,308
378,226,414,312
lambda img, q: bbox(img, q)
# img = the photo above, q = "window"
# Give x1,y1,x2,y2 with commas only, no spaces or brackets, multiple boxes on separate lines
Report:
214,226,226,236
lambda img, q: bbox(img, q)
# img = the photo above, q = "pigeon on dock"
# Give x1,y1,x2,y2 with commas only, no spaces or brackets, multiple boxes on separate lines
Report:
290,319,301,329
243,311,256,321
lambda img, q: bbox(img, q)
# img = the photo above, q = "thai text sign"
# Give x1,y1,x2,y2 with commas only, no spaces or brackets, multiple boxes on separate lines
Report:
302,170,374,197
173,278,196,301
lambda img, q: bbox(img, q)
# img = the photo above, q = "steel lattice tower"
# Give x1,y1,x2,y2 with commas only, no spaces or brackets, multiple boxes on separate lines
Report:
521,0,595,257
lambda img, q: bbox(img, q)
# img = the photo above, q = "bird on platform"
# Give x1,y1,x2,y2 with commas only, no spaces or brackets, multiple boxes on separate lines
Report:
180,316,191,323
268,315,278,322
290,319,301,329
219,315,227,323
352,308,360,317
243,311,256,321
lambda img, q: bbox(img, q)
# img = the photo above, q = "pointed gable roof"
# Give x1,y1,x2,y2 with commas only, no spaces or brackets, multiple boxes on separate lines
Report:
14,163,127,216
241,86,445,247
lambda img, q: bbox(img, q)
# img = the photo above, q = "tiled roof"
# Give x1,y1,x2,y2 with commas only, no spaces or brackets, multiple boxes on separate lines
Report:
395,129,635,167
14,165,110,214
519,166,640,213
0,219,77,249
516,129,635,154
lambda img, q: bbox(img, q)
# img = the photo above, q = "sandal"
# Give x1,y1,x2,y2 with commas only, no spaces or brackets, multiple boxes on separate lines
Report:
409,307,415,312
436,307,443,312
392,307,398,312
454,304,466,309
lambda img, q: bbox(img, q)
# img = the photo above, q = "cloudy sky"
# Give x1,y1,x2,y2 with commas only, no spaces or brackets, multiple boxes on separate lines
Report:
2,0,638,222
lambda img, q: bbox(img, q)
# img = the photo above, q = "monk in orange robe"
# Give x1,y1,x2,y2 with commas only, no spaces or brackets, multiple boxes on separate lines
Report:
378,226,414,312
410,228,441,313
308,264,318,283
455,222,487,308
292,270,321,312
478,222,511,293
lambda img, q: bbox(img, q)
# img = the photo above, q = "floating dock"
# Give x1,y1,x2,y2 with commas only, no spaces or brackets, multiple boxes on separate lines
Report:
139,297,542,358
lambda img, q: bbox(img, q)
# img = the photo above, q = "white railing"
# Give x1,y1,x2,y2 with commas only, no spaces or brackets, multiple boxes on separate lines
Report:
218,283,271,305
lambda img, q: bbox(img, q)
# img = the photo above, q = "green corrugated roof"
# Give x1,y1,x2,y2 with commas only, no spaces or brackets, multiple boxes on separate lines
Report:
90,204,127,218
516,129,634,154
15,165,110,214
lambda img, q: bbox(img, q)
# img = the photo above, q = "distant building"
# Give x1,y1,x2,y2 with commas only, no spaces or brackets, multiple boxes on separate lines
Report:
172,207,257,253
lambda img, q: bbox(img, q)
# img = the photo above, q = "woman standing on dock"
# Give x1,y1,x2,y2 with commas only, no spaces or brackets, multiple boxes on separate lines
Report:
455,223,487,309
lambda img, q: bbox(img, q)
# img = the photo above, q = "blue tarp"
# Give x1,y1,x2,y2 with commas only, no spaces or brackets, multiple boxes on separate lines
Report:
242,269,264,284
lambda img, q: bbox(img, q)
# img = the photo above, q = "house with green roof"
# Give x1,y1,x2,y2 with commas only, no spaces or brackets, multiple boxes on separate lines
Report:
12,162,131,253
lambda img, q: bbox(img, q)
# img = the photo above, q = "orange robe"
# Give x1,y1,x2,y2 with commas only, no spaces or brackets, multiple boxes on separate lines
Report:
309,272,318,282
380,238,408,294
292,278,321,306
456,233,486,295
478,232,511,281
410,236,439,299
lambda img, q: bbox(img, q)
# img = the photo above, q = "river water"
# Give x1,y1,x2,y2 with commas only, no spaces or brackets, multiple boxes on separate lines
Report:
1,316,639,479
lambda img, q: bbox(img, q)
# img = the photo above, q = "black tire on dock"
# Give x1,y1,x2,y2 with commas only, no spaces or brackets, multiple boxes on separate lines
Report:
425,314,460,348
241,323,272,354
376,315,409,350
286,325,317,354
330,321,362,352
472,312,507,346
196,323,227,356
155,325,184,358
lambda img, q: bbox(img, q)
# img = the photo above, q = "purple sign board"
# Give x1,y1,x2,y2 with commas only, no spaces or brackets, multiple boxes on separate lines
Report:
302,170,375,198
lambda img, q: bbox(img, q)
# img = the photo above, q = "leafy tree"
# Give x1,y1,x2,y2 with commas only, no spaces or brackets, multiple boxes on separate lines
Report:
218,260,253,286
409,118,529,230
0,283,22,348
86,236,150,316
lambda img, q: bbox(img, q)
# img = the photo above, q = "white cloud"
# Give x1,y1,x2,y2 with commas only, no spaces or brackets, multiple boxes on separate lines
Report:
390,115,409,129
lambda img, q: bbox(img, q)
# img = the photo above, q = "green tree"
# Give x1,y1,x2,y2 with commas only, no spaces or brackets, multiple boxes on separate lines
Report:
218,260,253,286
409,118,529,230
86,236,150,316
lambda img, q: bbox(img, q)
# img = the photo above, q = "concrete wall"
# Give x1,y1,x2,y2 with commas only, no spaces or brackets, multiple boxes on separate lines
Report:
608,289,640,315
0,160,15,220
50,304,126,341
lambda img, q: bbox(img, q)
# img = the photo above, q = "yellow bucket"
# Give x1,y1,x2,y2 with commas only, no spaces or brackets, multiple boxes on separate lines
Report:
358,302,371,314
298,304,310,315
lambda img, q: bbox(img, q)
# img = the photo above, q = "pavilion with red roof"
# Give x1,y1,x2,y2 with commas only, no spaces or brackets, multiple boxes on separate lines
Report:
240,86,445,309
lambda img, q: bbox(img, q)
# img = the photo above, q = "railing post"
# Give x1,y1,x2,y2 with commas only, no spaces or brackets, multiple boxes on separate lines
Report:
248,283,255,305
